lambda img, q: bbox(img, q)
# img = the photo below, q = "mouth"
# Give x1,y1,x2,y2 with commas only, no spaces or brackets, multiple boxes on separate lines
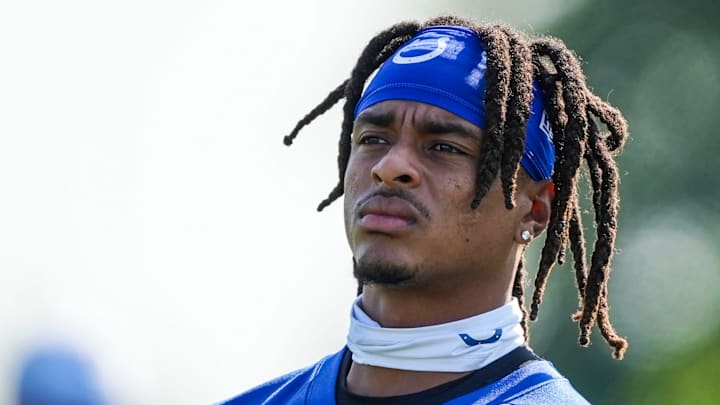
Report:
357,195,422,233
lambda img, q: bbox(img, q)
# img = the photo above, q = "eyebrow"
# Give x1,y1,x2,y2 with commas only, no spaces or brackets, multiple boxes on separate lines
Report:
356,109,481,137
418,120,482,141
354,110,395,128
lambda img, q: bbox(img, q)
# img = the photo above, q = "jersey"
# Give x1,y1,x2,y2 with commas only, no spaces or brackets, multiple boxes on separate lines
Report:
218,346,590,404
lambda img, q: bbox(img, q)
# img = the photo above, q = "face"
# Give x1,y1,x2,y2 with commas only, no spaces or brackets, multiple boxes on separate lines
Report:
343,100,530,290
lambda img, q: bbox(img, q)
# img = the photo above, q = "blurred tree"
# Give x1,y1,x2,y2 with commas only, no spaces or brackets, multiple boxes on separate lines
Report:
552,0,720,213
623,332,720,404
464,0,720,403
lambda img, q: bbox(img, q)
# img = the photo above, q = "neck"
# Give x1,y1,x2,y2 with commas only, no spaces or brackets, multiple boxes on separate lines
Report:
358,247,521,328
346,288,516,397
345,253,522,397
345,295,517,396
359,276,513,329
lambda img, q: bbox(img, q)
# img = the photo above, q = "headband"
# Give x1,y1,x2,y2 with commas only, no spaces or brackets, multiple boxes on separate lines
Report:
354,25,555,181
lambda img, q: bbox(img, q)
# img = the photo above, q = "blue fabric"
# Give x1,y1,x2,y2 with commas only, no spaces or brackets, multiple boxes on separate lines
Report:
217,347,590,405
354,25,555,181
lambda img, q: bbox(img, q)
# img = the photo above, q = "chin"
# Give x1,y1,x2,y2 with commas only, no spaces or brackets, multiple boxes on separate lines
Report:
353,255,418,286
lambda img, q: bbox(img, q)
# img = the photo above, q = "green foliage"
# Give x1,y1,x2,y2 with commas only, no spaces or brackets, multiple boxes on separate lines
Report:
519,0,720,403
622,334,720,404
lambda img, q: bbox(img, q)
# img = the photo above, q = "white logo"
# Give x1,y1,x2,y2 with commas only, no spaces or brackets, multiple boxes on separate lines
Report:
464,52,487,89
393,36,450,64
539,110,553,140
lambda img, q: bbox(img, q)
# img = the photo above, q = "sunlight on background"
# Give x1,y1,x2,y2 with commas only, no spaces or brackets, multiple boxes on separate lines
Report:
0,1,584,403
4,1,719,404
612,211,720,368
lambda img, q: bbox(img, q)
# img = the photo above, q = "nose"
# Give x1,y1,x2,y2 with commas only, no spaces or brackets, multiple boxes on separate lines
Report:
370,144,421,188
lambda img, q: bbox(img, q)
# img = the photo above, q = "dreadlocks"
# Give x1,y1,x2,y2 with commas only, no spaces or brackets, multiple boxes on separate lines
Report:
283,16,628,360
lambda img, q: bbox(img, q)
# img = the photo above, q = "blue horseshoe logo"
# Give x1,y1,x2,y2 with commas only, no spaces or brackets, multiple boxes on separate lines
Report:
459,329,503,346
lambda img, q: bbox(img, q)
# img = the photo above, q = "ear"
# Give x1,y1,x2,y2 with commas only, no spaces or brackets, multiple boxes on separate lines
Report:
517,182,554,244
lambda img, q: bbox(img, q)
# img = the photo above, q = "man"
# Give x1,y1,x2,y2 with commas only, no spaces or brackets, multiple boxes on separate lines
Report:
221,15,628,404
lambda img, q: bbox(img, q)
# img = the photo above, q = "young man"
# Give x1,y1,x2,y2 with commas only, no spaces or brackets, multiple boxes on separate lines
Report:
221,15,628,404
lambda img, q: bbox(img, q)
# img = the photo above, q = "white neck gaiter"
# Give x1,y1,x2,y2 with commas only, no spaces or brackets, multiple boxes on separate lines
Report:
346,295,525,372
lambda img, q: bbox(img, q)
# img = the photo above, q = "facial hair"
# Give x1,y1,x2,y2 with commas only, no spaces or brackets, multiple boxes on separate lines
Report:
353,257,417,286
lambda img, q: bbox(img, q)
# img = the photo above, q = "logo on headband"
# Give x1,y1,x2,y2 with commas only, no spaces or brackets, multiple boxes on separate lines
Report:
464,51,488,90
539,110,553,140
392,35,465,65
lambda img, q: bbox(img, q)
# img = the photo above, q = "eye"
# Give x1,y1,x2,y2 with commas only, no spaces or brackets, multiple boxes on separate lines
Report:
430,142,465,154
358,135,389,145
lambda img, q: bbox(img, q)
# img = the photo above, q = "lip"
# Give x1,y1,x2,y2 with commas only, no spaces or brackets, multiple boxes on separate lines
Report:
357,195,421,233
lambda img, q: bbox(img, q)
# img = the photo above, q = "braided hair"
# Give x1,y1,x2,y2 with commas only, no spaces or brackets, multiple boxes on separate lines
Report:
283,15,628,359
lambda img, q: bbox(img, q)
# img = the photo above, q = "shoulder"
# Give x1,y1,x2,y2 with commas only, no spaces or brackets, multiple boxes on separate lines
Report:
448,360,590,405
215,348,346,405
489,360,590,404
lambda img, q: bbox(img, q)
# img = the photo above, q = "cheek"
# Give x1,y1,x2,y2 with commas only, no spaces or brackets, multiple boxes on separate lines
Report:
451,180,510,245
455,210,487,247
434,175,481,242
343,160,362,211
343,151,367,195
343,157,366,236
440,174,476,212
344,169,360,199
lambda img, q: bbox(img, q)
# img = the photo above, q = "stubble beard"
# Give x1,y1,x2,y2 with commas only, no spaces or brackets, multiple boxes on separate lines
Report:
353,257,418,287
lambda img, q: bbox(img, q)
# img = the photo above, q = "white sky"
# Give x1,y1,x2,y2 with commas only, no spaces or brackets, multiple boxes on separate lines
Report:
0,1,603,404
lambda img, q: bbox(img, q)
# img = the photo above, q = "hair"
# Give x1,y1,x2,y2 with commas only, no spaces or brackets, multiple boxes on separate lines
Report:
282,15,628,359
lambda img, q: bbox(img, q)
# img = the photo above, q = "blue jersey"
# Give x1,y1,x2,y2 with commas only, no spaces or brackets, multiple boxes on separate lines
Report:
218,346,589,404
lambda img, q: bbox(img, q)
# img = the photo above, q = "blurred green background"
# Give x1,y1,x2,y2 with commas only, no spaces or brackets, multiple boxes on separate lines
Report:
1,1,718,404
499,0,720,403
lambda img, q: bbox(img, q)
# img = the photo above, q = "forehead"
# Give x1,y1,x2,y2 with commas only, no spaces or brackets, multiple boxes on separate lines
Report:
354,100,483,137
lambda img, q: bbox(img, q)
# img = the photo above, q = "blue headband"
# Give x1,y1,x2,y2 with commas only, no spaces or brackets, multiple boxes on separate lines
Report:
354,25,555,181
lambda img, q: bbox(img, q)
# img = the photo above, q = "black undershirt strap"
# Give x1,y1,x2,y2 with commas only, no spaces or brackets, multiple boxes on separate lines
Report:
335,346,541,405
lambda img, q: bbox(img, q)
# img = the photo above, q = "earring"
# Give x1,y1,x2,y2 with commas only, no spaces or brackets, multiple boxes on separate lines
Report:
521,230,532,242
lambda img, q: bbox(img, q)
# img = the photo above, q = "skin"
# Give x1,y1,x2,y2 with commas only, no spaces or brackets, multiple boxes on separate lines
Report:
342,100,553,397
